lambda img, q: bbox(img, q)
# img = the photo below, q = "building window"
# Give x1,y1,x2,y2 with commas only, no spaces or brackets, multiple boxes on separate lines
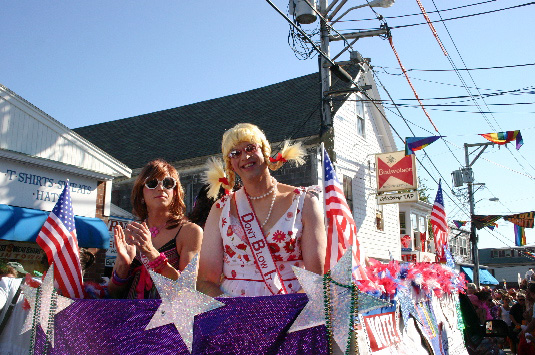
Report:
491,250,498,258
376,205,384,231
411,213,418,232
399,212,406,235
498,250,505,258
419,216,427,234
505,249,512,257
356,99,365,137
342,175,353,213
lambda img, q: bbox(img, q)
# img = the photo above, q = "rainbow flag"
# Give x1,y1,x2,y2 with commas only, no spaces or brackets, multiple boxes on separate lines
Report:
453,220,467,228
486,223,498,230
524,251,535,259
514,224,526,246
405,136,444,155
480,130,523,150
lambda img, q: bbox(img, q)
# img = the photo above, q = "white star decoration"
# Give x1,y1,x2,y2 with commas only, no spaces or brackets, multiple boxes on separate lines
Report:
289,248,391,351
21,265,74,347
145,254,225,352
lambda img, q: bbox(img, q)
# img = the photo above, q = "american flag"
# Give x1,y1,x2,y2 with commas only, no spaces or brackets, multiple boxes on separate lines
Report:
431,180,449,261
36,182,84,298
323,149,368,280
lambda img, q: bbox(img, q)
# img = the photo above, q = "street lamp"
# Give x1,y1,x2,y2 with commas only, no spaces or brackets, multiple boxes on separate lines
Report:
330,0,395,23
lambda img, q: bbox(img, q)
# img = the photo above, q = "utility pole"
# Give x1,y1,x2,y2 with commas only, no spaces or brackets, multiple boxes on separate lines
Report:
463,142,494,287
319,0,332,130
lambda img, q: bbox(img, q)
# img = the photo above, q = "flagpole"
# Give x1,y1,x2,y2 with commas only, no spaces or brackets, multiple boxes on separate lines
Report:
321,143,328,231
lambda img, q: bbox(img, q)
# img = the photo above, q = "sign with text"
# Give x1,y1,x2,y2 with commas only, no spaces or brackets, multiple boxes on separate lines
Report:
375,151,417,193
361,308,401,353
105,216,132,267
0,239,44,261
401,251,437,263
0,159,97,217
377,191,419,205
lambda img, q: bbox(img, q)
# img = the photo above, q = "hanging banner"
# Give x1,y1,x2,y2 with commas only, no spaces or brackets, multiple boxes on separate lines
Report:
504,211,534,228
375,151,417,193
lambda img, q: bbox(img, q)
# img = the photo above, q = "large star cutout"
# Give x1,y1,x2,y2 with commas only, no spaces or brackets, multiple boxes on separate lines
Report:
289,248,391,351
145,254,225,352
21,265,74,347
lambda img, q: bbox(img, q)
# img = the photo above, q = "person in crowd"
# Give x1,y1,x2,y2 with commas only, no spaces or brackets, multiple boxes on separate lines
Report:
518,283,535,354
197,123,326,297
509,292,526,354
472,290,493,324
108,159,202,299
0,273,29,354
0,264,17,279
188,183,240,229
467,282,479,305
500,295,513,326
509,288,518,301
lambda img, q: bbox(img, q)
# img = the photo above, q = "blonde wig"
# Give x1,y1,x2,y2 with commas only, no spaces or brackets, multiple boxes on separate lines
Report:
204,123,306,199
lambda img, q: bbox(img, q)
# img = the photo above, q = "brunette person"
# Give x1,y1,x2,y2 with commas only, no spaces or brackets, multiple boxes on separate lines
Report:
108,159,202,299
197,123,326,297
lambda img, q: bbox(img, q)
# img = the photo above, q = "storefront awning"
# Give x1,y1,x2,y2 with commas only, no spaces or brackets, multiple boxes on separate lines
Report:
0,204,110,249
460,266,499,285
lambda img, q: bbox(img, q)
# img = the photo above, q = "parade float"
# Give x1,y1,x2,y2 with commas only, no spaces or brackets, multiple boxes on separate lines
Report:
23,246,468,355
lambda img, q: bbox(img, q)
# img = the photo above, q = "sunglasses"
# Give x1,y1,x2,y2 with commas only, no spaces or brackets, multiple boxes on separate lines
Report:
144,177,177,190
228,144,258,159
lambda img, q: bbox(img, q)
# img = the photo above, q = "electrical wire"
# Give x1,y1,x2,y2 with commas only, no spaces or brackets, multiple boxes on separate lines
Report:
375,62,535,72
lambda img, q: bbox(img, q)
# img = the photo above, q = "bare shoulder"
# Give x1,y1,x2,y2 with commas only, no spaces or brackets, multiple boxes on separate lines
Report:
181,221,203,235
177,221,203,249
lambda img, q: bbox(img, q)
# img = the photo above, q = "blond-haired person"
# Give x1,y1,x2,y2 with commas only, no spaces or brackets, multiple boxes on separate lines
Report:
198,123,326,297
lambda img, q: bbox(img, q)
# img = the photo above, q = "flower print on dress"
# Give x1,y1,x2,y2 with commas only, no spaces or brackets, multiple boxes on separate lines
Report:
286,211,294,219
284,240,297,253
225,245,236,258
273,254,283,262
287,253,299,261
236,243,247,251
272,230,286,243
221,217,227,228
268,243,280,253
226,226,233,236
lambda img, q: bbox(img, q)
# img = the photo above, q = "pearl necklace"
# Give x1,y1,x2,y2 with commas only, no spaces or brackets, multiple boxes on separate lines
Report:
262,180,278,227
247,177,277,200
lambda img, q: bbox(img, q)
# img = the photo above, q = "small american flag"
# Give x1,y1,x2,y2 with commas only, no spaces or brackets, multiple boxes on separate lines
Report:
431,180,449,261
36,181,84,298
323,149,368,280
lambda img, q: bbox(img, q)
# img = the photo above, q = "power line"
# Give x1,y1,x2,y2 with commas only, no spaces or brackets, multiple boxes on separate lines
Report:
375,62,535,72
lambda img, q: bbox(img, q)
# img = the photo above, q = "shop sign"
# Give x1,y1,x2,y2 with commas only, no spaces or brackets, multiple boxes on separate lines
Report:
0,240,44,261
0,159,97,217
375,151,417,193
377,191,418,205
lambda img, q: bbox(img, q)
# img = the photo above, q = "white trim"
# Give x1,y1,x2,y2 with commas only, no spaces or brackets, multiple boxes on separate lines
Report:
0,84,131,178
0,149,116,180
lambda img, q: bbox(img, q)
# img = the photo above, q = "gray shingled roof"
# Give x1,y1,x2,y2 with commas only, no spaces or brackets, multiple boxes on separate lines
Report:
74,68,357,169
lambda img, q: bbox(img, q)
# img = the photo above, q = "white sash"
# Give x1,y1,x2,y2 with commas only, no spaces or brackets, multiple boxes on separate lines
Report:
234,188,288,295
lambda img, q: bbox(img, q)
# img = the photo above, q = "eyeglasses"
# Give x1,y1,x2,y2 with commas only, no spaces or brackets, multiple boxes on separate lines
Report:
228,144,258,159
144,177,177,190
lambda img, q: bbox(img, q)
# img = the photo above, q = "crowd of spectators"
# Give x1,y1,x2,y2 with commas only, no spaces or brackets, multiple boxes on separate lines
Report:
466,271,535,355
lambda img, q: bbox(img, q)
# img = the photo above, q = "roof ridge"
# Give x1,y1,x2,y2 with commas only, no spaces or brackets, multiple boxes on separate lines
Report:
75,71,318,130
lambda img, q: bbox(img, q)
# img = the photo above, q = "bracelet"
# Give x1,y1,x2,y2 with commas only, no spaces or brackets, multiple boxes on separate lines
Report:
147,252,168,271
111,270,131,286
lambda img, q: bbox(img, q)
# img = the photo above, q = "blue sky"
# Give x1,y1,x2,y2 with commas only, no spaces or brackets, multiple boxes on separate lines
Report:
2,1,534,249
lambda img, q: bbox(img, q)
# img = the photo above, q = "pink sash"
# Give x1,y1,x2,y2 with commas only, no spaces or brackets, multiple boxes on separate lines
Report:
234,189,288,295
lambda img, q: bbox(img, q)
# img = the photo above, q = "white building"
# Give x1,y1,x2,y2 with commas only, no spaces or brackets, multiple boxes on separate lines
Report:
0,84,131,276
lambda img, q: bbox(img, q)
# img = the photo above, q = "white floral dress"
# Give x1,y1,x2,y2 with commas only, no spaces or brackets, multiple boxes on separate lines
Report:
216,186,319,297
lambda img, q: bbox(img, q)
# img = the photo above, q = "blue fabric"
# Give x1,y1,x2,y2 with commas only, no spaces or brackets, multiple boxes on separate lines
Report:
0,204,110,248
461,266,499,285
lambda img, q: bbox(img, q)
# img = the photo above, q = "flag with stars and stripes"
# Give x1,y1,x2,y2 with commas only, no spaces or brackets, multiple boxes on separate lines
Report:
431,180,449,262
323,149,368,280
36,181,84,298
